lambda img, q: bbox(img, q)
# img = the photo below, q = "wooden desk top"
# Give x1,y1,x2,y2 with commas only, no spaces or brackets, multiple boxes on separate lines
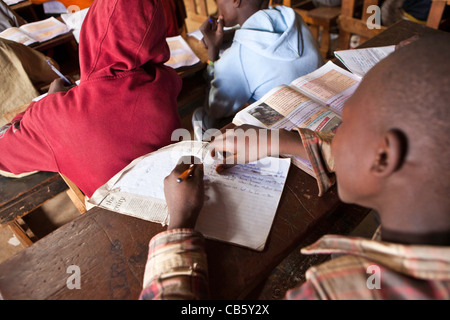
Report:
9,0,32,11
0,165,360,300
176,35,208,79
0,19,441,301
357,19,445,49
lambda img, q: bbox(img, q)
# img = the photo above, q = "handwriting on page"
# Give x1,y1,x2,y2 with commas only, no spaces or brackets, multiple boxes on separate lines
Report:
93,141,291,250
197,157,291,251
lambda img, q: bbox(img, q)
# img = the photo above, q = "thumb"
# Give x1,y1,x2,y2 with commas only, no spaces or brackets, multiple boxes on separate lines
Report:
216,15,224,34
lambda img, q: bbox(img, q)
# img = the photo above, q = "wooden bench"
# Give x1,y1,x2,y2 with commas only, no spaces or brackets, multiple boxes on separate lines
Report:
0,172,68,247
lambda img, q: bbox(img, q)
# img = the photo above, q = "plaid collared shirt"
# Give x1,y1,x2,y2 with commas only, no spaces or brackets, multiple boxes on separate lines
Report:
287,234,450,299
140,230,450,300
296,128,335,196
139,229,209,300
139,129,450,300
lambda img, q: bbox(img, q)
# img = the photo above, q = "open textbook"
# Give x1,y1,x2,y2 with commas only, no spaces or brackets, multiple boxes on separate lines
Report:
334,45,396,78
232,61,361,176
0,17,69,46
89,141,291,251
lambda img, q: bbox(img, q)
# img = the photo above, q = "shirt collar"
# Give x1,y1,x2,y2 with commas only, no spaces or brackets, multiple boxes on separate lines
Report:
301,234,450,280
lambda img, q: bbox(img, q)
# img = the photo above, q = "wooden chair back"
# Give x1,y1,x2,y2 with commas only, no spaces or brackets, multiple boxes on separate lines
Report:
184,0,210,23
59,174,87,214
338,0,387,49
426,0,449,29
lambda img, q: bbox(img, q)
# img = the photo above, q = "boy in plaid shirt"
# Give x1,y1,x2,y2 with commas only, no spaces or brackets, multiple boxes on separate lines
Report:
140,34,450,300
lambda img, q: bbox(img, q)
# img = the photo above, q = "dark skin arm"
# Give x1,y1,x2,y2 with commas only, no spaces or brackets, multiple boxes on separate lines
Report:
164,156,205,229
200,15,225,62
48,78,76,94
208,124,306,172
164,126,306,226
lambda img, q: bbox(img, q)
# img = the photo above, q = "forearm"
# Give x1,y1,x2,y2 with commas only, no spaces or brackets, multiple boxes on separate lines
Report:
278,129,308,159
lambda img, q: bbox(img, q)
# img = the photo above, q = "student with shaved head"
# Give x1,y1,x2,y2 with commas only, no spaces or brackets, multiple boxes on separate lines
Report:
140,34,450,300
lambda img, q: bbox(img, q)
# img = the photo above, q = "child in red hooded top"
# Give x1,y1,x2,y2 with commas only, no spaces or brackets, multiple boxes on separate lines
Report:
0,0,182,198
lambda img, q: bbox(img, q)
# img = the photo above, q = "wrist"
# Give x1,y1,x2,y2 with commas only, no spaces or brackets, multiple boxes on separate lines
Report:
208,47,219,62
167,208,201,230
278,129,304,157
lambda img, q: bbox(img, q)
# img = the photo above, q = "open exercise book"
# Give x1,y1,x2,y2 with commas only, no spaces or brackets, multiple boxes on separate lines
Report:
233,61,361,177
0,17,69,46
334,45,396,78
89,141,291,251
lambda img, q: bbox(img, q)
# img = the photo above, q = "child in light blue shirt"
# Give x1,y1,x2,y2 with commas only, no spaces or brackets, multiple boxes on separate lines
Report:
193,1,323,140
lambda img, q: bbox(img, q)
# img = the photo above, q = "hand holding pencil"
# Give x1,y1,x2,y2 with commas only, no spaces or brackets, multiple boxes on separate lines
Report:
164,156,204,230
199,15,224,61
47,59,76,94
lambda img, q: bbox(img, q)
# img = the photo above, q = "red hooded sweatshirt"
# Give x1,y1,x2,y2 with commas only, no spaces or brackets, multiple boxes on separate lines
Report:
0,0,182,198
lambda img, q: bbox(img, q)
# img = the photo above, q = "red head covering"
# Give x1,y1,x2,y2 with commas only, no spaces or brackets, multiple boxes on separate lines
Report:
0,0,182,197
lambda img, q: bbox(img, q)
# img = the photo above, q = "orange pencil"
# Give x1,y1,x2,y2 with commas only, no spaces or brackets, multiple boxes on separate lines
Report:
176,164,196,183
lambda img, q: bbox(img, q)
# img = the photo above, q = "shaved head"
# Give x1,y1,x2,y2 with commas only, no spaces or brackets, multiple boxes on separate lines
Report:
355,34,450,188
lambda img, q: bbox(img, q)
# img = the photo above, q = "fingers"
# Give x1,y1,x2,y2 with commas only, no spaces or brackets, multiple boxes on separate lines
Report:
48,78,72,94
207,125,275,173
216,154,238,173
168,156,204,182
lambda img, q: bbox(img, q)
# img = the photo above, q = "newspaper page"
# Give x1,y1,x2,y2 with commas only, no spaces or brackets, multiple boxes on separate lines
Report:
89,141,291,251
232,62,360,177
234,85,341,133
289,61,361,115
334,45,396,78
165,35,200,69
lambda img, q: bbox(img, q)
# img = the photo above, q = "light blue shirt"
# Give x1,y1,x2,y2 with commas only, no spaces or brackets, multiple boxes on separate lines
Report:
207,6,324,119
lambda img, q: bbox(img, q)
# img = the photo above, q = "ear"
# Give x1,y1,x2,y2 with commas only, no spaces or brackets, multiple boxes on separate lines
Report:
233,0,242,8
370,129,408,177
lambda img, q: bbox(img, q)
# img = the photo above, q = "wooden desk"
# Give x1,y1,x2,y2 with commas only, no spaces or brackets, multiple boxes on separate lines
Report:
0,169,368,300
9,0,38,22
0,20,436,301
177,36,208,79
9,0,32,11
30,32,77,53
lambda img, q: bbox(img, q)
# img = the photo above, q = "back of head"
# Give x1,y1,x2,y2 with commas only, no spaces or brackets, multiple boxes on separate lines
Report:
361,33,450,190
79,0,170,80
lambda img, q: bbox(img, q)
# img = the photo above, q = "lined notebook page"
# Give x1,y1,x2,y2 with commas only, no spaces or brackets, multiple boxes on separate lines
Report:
89,141,291,251
197,159,291,251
